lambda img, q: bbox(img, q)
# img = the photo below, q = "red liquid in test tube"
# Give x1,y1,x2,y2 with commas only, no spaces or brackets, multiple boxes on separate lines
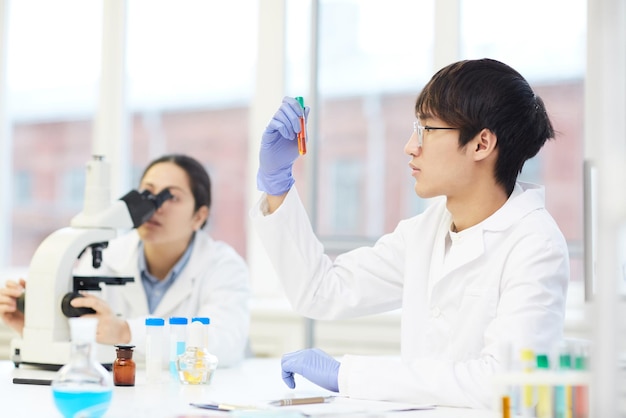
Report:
295,96,307,155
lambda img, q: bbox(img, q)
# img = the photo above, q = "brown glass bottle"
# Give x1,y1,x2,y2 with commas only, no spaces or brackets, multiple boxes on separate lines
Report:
113,344,136,386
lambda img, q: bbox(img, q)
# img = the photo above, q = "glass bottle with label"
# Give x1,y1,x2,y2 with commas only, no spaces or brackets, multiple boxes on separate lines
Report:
113,344,136,386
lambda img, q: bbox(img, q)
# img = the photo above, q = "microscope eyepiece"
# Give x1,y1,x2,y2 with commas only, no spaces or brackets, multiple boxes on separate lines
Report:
120,188,174,228
152,188,173,209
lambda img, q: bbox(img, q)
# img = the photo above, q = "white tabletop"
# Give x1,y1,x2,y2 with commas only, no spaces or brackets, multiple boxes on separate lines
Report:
1,359,501,418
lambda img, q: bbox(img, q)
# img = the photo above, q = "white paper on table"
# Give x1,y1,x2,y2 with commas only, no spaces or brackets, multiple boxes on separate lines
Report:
269,396,434,416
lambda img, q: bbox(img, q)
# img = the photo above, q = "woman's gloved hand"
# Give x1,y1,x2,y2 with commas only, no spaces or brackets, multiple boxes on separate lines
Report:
257,96,310,196
281,348,340,392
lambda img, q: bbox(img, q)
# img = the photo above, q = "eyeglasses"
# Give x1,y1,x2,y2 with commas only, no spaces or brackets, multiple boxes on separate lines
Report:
413,121,459,148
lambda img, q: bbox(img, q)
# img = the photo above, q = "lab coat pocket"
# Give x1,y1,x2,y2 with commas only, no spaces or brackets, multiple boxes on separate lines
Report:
459,285,498,321
453,286,499,357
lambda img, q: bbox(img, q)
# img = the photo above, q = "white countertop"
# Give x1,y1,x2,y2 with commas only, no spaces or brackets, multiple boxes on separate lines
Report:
1,358,503,418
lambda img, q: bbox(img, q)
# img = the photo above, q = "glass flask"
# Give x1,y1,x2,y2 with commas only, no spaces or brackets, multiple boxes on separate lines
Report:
51,317,113,418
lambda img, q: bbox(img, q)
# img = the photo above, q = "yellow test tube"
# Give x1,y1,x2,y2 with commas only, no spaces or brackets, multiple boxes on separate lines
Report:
295,96,307,155
535,354,552,418
520,348,536,417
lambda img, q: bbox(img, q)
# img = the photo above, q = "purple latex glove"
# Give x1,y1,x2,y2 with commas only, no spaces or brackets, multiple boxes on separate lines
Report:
281,348,340,392
257,96,310,196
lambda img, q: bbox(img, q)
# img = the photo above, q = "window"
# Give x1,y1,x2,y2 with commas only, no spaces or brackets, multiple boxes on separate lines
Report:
6,0,101,266
12,171,32,206
285,0,586,294
286,0,436,255
127,0,257,258
3,0,257,265
460,0,586,288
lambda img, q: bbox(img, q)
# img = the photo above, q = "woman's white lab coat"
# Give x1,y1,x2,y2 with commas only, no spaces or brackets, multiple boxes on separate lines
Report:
251,182,569,408
75,230,250,368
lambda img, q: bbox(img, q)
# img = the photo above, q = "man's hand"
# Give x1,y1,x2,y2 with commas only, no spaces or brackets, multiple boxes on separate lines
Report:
281,348,340,392
257,96,310,196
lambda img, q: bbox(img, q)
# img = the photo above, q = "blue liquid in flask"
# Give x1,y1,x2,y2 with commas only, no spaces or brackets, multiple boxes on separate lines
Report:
52,387,112,418
51,318,114,418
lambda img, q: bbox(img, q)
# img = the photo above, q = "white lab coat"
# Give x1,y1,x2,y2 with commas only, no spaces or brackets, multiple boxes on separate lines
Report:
250,182,569,408
74,230,250,368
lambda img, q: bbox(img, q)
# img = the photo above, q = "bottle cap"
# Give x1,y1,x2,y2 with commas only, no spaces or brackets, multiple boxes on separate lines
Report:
115,344,135,350
191,317,210,325
145,318,165,326
520,348,534,362
69,317,98,343
187,321,207,349
295,96,305,109
559,353,572,369
169,317,188,325
115,345,135,358
536,354,549,369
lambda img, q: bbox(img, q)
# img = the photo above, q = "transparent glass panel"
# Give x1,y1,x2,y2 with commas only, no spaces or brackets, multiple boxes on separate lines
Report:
126,0,258,259
7,0,101,266
460,0,586,285
288,0,436,249
6,0,257,265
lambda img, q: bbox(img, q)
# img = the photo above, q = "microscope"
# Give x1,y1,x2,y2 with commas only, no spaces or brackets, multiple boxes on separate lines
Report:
11,156,172,369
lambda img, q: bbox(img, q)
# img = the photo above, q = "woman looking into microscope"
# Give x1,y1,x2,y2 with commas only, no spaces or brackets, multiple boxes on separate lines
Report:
0,154,250,367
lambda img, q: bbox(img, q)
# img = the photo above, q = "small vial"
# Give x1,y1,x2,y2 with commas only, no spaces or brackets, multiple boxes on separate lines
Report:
177,320,218,385
573,343,589,418
520,348,536,417
145,318,165,383
113,345,136,386
535,354,552,418
169,317,188,379
295,96,307,155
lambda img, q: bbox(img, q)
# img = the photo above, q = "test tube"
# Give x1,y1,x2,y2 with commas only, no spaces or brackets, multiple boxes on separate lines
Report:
295,96,307,155
555,343,572,418
169,317,188,379
145,318,165,383
520,348,536,417
535,354,552,418
573,344,589,418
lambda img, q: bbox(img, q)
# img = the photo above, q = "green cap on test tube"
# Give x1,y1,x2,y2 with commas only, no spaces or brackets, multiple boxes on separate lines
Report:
295,96,304,109
536,354,549,369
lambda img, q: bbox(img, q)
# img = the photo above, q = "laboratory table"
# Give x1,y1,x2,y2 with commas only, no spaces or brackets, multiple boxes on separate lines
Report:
1,359,503,418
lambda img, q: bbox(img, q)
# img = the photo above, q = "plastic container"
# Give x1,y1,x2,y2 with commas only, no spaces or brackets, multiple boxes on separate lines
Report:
51,317,113,418
113,345,136,386
169,317,188,378
176,320,218,385
145,318,165,383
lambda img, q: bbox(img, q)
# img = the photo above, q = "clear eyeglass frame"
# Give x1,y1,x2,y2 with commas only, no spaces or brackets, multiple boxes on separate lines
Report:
413,121,459,148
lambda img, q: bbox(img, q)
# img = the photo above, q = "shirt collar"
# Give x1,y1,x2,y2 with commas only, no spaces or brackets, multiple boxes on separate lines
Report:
138,232,197,283
477,182,545,232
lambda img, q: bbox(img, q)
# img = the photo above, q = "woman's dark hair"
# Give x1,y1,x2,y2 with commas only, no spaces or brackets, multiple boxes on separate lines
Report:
415,58,555,196
141,154,211,228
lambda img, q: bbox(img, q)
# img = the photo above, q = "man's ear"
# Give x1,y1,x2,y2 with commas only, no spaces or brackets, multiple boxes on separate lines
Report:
473,128,498,161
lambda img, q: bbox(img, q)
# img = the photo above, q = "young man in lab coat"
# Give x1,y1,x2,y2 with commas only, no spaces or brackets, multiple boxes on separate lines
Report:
250,58,569,408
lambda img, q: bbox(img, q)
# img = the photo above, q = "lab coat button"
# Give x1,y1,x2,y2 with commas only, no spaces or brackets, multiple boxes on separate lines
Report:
431,307,441,318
